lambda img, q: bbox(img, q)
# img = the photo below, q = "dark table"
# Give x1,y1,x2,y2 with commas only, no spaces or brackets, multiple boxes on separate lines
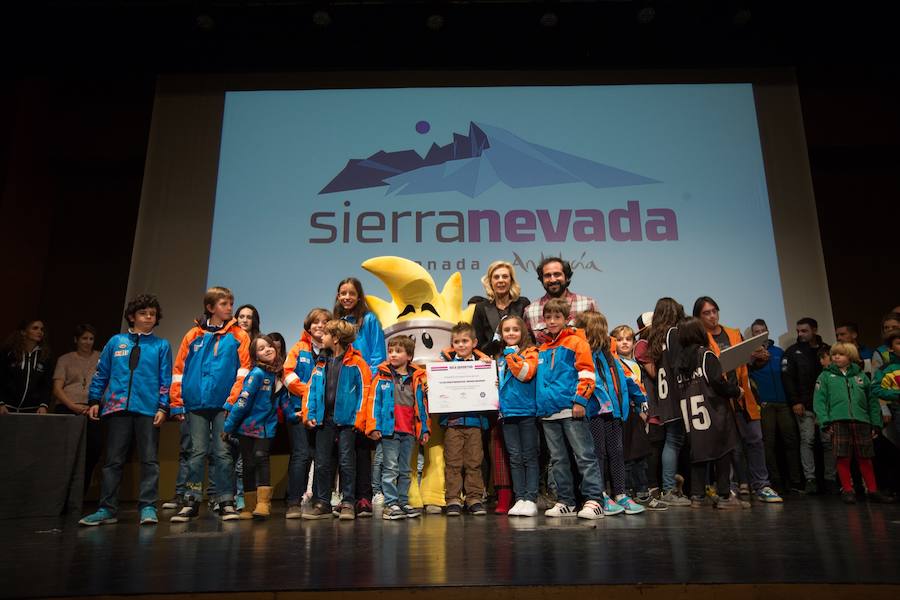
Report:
0,413,85,519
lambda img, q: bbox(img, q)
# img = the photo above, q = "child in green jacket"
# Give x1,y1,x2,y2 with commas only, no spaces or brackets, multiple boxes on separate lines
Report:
814,343,894,504
870,329,900,426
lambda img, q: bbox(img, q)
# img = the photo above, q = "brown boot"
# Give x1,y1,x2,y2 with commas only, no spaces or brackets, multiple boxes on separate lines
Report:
240,491,257,520
253,486,273,519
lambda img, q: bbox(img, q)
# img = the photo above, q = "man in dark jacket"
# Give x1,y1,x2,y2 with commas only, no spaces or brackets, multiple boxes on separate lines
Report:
782,317,834,493
749,319,803,494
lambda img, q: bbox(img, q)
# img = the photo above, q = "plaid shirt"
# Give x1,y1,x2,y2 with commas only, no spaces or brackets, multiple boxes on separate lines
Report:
524,290,598,345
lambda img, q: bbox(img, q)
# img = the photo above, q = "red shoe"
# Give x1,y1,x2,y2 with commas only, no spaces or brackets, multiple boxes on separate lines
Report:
495,488,513,515
356,498,373,517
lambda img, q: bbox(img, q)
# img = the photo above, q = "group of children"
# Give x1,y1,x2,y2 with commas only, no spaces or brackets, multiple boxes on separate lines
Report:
77,280,900,527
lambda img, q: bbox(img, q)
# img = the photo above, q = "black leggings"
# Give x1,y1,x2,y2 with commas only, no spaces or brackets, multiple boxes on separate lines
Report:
239,436,272,492
690,451,733,498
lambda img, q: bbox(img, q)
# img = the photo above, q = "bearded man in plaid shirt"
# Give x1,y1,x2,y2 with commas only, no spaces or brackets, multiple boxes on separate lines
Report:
524,257,598,346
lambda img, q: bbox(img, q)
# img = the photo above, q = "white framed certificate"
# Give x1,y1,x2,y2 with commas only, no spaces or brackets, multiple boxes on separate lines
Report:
426,360,499,413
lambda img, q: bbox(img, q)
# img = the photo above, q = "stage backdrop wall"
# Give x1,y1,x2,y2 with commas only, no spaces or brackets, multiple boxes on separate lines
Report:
127,70,831,353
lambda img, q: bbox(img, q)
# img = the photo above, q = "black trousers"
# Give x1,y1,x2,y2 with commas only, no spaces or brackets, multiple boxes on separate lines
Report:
690,451,733,498
239,436,272,492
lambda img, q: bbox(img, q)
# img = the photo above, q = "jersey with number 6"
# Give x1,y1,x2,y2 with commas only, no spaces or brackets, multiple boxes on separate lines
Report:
676,348,739,462
649,327,683,424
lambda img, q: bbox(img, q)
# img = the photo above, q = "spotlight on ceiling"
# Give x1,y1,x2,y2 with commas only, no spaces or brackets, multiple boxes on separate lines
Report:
426,14,445,31
195,14,215,31
636,7,656,24
540,12,559,28
312,10,332,28
732,8,751,26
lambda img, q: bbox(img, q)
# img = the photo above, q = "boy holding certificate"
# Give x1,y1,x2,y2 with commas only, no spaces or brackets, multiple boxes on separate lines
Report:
439,322,492,516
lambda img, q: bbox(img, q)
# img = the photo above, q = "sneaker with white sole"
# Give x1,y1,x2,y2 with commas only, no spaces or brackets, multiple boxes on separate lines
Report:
79,508,118,526
577,499,604,520
219,502,240,521
161,495,183,510
403,505,422,518
616,495,646,515
170,499,200,522
383,505,406,520
644,496,669,511
601,494,625,516
425,504,444,514
544,502,577,517
660,490,692,507
518,500,538,517
139,506,159,525
507,499,525,516
717,493,751,510
755,486,783,503
373,492,385,507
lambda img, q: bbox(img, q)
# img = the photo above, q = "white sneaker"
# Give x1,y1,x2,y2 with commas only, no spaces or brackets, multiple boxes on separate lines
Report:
519,500,538,517
578,499,605,520
544,502,577,517
507,499,525,516
373,492,385,507
330,491,342,508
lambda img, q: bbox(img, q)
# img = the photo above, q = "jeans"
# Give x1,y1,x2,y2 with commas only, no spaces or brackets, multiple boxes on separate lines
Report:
99,412,159,512
185,410,234,503
661,419,686,492
174,415,191,496
381,433,415,506
238,436,272,492
502,417,540,502
287,422,314,505
541,417,603,506
796,410,836,482
734,412,771,491
312,421,356,504
372,442,384,495
311,420,334,504
760,403,804,488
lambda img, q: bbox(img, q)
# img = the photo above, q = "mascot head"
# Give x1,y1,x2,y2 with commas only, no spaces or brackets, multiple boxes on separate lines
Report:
363,256,476,363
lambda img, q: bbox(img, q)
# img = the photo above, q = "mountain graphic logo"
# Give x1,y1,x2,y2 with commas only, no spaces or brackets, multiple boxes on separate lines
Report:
320,121,659,198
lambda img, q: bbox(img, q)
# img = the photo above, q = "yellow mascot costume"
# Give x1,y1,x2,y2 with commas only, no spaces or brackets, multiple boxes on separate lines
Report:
362,256,475,511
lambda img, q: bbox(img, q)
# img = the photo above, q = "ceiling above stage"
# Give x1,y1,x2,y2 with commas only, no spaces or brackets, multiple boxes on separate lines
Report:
4,1,895,73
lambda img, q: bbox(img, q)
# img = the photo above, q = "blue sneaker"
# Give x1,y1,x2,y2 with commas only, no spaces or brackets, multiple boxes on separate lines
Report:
79,508,118,526
139,506,159,525
616,495,646,515
754,486,784,503
600,494,625,516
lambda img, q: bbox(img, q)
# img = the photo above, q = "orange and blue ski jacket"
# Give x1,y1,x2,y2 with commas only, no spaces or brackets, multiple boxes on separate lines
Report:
365,361,429,439
536,327,596,416
170,318,251,413
303,345,371,429
498,346,539,417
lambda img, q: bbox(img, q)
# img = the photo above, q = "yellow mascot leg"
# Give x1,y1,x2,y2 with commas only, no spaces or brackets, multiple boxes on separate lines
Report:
416,416,446,508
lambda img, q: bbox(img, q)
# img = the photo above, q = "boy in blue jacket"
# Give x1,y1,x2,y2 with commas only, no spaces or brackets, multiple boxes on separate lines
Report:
748,319,804,494
536,298,605,519
366,336,430,520
169,286,251,522
302,319,372,520
79,294,180,526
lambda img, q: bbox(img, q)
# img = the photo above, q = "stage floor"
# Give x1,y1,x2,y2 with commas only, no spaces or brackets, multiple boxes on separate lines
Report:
3,497,899,598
